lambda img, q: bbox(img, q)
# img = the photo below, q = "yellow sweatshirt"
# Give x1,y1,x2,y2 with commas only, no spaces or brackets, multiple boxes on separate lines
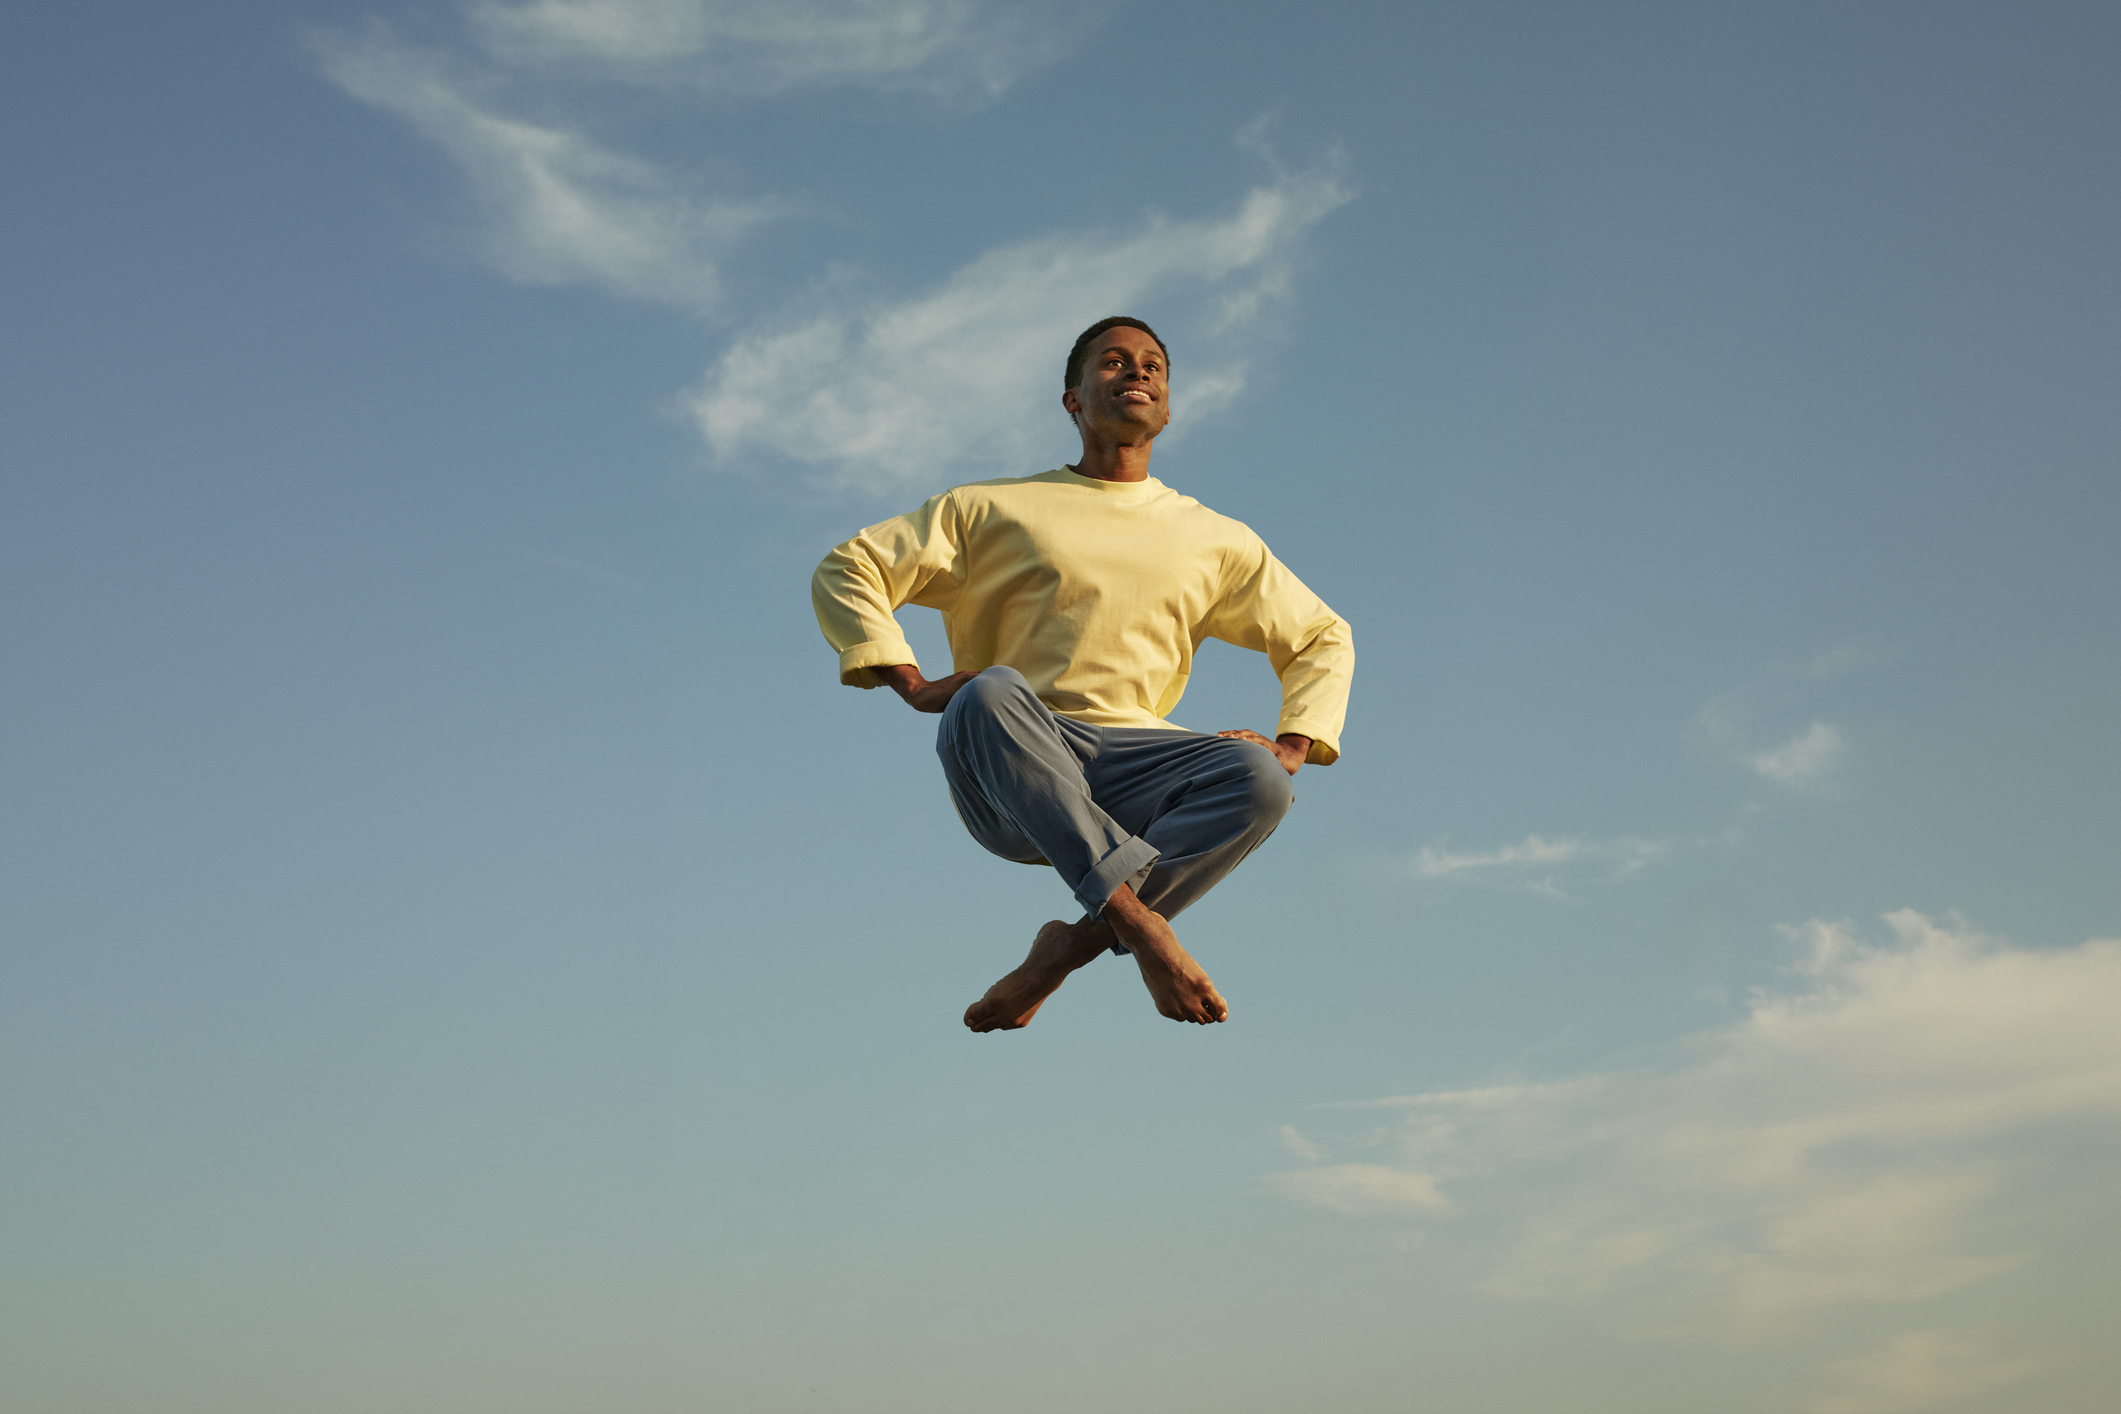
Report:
811,468,1354,765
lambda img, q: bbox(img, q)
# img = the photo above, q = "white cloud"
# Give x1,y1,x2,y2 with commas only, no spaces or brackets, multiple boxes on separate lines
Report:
1274,1124,1326,1163
322,21,1345,493
1811,1330,2043,1414
1753,721,1847,790
1268,911,2121,1343
1413,834,1583,877
470,0,1071,98
684,160,1353,494
318,30,774,311
1410,833,1671,895
1261,1163,1452,1217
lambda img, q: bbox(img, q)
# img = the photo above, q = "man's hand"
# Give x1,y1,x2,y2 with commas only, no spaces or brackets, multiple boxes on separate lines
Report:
875,663,979,713
1215,729,1310,776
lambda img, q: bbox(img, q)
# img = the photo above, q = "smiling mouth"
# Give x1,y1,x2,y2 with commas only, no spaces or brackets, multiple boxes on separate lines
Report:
1118,390,1154,403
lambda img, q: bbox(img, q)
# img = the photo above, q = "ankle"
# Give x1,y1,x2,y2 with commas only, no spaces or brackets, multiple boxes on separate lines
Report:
1107,909,1176,959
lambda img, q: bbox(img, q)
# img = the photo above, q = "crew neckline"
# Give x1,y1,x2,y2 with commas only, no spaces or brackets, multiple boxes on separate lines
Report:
1052,466,1164,493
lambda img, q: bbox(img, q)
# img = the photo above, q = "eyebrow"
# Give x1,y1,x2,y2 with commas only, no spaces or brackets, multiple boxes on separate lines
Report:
1100,344,1164,363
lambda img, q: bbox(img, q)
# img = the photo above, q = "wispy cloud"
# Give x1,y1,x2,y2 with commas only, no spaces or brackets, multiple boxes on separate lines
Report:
318,29,775,310
1260,1163,1452,1217
1697,644,1878,796
1267,910,2121,1368
322,15,1347,489
313,13,1340,489
1413,834,1584,877
1750,720,1846,790
1811,1331,2044,1414
470,0,1073,98
317,2,1072,309
685,156,1352,494
1410,832,1671,896
1273,1123,1326,1163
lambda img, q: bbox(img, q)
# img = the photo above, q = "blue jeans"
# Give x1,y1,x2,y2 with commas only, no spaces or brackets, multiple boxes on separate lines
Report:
936,667,1295,950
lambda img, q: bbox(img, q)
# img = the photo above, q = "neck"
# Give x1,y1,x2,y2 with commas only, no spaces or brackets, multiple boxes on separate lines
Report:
1069,432,1156,483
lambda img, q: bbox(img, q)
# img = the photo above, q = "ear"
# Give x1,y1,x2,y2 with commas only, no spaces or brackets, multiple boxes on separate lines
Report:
1061,387,1082,419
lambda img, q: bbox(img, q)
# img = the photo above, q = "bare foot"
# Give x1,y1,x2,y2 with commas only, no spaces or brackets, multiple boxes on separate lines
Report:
1103,886,1229,1025
964,920,1108,1032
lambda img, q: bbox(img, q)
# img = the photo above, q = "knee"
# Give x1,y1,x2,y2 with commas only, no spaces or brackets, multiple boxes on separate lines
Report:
950,665,1032,719
1238,744,1296,826
940,667,1039,749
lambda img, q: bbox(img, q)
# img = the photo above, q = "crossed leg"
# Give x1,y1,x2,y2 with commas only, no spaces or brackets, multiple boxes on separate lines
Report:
941,668,1285,1032
963,919,1107,1031
962,885,1230,1031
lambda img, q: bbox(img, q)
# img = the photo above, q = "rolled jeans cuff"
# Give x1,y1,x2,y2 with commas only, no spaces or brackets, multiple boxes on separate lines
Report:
1074,835,1160,919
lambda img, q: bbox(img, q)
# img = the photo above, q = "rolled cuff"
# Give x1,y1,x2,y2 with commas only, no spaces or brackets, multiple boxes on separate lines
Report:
1073,835,1159,920
837,640,919,688
1276,717,1341,765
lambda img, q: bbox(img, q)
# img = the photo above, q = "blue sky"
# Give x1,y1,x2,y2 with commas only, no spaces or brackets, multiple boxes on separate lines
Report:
4,3,2118,1411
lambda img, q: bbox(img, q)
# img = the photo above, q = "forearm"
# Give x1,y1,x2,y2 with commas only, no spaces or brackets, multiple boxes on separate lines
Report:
875,663,921,698
877,662,978,713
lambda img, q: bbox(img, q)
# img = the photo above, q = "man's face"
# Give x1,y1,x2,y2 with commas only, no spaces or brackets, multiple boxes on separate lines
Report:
1064,326,1170,439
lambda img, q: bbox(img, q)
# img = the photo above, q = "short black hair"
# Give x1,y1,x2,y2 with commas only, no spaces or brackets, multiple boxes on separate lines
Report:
1065,316,1170,392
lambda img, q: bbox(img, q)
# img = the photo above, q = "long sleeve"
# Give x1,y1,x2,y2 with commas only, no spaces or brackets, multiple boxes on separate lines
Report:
810,469,1353,753
811,492,966,688
1198,535,1355,765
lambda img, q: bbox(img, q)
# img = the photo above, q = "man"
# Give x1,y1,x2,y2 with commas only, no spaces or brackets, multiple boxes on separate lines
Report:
812,316,1354,1031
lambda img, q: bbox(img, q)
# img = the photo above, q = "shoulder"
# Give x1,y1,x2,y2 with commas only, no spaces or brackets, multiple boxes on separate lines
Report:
1162,489,1266,556
1152,480,1247,527
1155,492,1275,588
897,472,1059,519
931,471,1066,515
947,470,1071,497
